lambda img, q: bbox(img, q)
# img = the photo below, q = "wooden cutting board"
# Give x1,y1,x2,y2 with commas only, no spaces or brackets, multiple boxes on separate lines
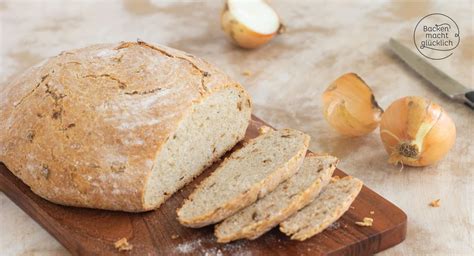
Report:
0,115,406,256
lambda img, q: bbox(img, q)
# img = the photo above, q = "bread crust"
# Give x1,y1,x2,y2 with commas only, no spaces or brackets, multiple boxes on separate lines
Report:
214,154,338,243
177,129,310,227
0,41,251,212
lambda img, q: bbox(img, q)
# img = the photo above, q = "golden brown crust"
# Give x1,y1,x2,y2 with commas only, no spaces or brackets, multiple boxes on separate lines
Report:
0,41,247,211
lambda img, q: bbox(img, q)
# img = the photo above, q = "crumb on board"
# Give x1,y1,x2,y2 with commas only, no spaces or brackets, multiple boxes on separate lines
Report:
349,206,355,210
355,217,373,227
258,126,272,134
370,211,375,215
171,234,179,239
429,199,441,207
242,70,252,76
114,238,133,251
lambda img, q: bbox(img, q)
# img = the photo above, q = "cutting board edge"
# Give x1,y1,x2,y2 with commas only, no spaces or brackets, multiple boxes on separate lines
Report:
0,163,408,256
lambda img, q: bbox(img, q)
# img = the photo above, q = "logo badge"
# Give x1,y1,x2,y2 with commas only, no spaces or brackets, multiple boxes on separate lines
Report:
413,13,460,60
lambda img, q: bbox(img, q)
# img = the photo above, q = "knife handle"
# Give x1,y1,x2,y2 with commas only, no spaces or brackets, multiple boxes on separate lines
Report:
465,91,474,109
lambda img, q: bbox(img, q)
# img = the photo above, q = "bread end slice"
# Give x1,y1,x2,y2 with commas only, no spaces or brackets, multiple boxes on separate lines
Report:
279,176,363,241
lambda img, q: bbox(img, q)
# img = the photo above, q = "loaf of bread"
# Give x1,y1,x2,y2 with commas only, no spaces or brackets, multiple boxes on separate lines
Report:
0,41,252,212
215,153,338,243
177,128,310,227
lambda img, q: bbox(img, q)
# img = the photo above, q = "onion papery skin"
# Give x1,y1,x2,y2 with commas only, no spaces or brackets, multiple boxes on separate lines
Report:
322,73,383,137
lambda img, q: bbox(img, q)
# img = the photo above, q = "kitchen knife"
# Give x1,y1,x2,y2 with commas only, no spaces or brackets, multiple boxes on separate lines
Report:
389,38,474,109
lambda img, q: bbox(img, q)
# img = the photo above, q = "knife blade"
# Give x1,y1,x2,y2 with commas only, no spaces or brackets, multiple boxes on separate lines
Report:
389,38,474,109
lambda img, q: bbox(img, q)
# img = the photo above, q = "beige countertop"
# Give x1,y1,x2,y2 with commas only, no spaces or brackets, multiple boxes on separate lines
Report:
1,0,472,255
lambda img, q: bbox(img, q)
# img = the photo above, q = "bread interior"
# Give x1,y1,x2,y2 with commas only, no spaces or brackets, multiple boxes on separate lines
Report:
144,86,251,209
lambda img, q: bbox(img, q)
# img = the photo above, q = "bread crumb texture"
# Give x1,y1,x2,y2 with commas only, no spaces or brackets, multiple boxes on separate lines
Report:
177,128,310,227
279,176,363,241
214,154,337,242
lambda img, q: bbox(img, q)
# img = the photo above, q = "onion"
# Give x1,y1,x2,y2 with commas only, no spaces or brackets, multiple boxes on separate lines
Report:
221,0,282,49
322,73,383,136
380,96,456,167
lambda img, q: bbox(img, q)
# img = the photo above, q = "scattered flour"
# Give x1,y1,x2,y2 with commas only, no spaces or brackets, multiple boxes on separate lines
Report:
175,238,202,254
95,49,117,57
174,237,253,256
203,248,223,256
326,221,341,231
221,240,253,256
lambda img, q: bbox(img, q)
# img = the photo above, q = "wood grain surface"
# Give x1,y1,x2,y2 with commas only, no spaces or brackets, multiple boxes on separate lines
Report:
0,116,407,256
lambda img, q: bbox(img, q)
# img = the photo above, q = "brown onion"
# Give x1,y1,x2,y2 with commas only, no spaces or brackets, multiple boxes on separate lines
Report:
380,96,456,167
221,0,282,49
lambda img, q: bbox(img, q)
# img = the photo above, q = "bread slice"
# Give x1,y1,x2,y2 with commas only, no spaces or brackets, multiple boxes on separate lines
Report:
215,153,338,243
279,176,363,241
177,128,310,227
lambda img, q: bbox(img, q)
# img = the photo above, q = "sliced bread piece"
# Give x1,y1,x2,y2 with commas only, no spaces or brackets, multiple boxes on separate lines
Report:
215,153,338,243
279,176,363,241
177,128,310,228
